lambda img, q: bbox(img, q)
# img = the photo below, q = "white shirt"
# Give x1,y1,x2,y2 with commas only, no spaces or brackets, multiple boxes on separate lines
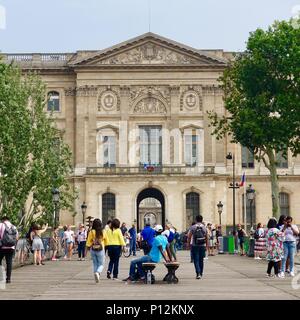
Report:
64,230,74,242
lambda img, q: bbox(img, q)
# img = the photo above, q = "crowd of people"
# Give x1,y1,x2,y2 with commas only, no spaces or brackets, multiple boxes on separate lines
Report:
0,214,299,284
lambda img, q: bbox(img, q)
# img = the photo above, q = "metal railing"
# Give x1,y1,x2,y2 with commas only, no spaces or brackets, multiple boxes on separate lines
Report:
86,165,215,175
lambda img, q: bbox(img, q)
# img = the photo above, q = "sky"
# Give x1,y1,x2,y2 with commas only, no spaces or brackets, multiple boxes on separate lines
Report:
0,0,299,53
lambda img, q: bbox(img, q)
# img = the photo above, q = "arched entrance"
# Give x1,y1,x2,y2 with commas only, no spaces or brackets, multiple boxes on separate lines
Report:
137,188,165,231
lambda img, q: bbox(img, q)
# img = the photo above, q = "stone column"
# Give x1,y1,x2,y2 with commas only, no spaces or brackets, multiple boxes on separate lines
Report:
203,86,214,167
170,86,181,165
75,87,88,175
87,86,98,167
119,86,130,166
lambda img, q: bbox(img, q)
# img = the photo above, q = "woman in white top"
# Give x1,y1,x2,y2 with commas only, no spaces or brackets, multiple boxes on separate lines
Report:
63,225,75,260
254,223,266,260
280,216,299,277
76,224,87,261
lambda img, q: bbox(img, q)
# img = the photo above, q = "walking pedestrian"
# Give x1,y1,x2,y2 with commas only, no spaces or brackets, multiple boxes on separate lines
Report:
140,222,156,255
0,216,18,283
277,215,288,273
51,227,59,261
86,219,107,283
16,237,27,266
30,223,48,266
187,215,208,279
128,224,137,256
104,220,112,255
279,216,299,278
254,223,266,260
120,222,128,237
162,224,177,261
237,224,247,256
266,218,283,278
207,223,216,256
76,224,87,261
63,225,75,261
106,218,126,280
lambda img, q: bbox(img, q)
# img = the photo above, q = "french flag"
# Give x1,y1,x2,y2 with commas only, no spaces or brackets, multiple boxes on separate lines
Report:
239,172,246,187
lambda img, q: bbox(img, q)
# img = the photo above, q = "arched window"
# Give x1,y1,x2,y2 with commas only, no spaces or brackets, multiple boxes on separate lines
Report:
102,193,115,225
186,192,200,228
47,91,60,112
279,192,289,216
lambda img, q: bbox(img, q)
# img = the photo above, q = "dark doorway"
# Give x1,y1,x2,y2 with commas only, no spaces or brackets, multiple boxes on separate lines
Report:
137,188,165,232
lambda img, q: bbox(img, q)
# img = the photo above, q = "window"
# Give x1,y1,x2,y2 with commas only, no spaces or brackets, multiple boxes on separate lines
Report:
186,192,200,228
103,136,116,167
279,192,289,216
184,131,198,167
241,146,254,168
47,91,60,112
102,193,115,225
276,151,288,168
242,194,256,231
139,126,162,165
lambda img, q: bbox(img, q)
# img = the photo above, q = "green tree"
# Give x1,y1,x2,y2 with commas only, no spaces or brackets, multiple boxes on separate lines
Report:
0,62,76,231
208,19,300,219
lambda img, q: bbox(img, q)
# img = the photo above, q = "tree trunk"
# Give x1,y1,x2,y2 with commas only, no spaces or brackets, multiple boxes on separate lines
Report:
265,149,280,219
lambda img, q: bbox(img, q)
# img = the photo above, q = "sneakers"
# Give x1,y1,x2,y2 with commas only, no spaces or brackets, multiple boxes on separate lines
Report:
107,271,111,279
51,257,57,261
94,272,100,283
254,257,262,260
278,272,285,278
81,258,85,261
78,258,82,261
290,272,295,277
196,273,202,279
266,273,274,278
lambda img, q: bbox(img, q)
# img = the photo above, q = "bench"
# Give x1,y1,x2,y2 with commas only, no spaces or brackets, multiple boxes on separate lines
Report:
142,262,180,284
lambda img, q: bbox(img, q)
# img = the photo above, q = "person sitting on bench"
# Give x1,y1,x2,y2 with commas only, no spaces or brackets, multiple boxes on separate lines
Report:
123,225,173,283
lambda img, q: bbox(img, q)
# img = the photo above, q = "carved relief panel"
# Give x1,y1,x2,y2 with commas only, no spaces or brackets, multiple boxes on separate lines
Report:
97,86,120,112
180,85,203,112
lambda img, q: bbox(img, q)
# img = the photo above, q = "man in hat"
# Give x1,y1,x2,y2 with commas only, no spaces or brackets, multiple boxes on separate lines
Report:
123,225,173,282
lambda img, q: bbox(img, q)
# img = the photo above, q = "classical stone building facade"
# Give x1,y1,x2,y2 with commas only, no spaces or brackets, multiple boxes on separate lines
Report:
4,33,300,231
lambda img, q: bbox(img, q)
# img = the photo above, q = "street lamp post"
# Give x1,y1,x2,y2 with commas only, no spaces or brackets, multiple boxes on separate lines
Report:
217,201,223,226
246,184,256,231
52,188,60,228
81,202,87,225
226,152,240,234
246,184,256,257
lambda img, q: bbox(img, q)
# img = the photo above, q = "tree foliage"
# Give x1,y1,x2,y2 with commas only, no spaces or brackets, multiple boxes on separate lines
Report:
0,61,76,231
208,19,300,219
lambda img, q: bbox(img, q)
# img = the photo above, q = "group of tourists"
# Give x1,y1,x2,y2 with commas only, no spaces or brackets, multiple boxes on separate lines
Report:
0,212,299,285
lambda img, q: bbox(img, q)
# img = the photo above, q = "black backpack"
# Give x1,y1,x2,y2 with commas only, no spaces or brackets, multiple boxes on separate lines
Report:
254,230,260,240
193,225,206,246
0,223,18,248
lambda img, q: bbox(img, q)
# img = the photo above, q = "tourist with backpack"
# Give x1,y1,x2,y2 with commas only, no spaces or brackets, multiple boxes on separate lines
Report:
86,219,107,283
187,215,208,279
140,222,156,255
0,216,18,283
237,224,247,256
254,223,266,260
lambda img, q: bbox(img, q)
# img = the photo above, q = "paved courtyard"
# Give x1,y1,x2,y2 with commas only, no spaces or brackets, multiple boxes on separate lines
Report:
1,250,300,300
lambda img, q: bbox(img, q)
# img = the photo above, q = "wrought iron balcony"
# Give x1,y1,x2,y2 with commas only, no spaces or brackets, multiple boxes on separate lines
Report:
85,165,215,175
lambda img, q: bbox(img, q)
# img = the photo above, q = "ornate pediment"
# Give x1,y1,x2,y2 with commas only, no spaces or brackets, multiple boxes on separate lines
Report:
72,33,227,67
97,43,200,65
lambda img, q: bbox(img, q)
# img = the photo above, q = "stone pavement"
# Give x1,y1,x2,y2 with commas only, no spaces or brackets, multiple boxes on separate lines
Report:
1,250,300,300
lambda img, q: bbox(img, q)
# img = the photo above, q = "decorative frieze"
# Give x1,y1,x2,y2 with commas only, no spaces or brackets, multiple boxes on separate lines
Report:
76,85,98,97
202,85,223,96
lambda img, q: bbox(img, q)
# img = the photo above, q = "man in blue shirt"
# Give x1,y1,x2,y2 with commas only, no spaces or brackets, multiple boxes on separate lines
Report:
128,224,137,256
123,225,173,282
140,223,156,255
